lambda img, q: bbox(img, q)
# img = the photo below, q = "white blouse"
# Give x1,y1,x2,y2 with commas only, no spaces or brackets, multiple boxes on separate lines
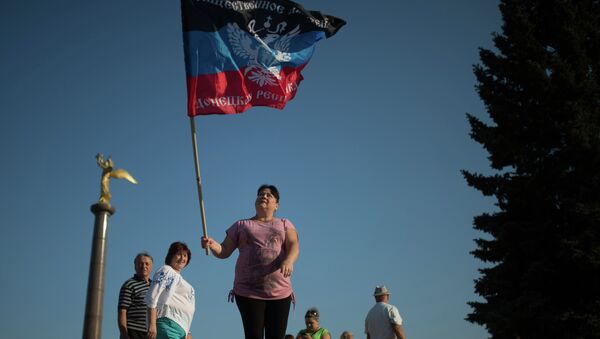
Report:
145,265,195,334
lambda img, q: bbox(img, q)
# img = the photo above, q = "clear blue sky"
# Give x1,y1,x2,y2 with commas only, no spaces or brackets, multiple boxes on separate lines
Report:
0,0,501,338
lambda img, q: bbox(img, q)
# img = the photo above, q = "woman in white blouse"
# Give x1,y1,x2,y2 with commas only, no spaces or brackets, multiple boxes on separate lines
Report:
145,242,195,339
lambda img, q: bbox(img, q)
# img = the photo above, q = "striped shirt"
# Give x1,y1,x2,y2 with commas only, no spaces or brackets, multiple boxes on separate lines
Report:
118,275,151,332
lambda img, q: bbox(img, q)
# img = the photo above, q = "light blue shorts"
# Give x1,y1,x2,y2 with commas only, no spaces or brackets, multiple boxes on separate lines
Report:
156,317,186,339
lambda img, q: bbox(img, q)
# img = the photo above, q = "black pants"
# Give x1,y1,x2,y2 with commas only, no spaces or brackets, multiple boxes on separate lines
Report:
127,329,147,339
235,294,292,339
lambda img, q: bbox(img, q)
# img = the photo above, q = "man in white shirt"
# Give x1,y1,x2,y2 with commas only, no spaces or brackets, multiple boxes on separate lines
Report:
365,285,406,339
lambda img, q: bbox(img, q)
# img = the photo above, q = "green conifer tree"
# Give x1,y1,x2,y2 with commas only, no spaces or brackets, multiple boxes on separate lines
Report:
464,1,600,338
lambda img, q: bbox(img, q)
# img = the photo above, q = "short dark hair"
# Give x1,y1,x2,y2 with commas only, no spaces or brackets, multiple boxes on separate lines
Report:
257,184,280,202
165,242,191,267
134,251,153,265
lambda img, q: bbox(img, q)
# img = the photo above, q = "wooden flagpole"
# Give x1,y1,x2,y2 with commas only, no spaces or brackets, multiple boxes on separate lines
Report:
189,116,210,255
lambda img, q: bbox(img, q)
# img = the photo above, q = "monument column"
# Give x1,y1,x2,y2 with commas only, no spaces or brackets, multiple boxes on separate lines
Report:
82,202,115,339
82,154,136,339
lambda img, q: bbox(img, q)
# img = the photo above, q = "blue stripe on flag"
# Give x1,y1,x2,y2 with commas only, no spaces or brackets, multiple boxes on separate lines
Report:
183,28,325,77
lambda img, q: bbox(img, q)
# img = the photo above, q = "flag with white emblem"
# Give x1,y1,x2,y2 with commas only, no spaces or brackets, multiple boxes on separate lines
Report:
181,0,345,115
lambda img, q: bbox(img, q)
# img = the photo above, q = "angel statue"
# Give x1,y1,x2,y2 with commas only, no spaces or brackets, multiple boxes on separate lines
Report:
96,153,138,204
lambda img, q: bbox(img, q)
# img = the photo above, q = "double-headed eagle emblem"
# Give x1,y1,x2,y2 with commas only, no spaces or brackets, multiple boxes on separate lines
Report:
227,17,300,86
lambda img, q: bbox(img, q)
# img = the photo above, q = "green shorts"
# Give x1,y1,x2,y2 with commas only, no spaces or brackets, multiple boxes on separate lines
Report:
156,317,186,339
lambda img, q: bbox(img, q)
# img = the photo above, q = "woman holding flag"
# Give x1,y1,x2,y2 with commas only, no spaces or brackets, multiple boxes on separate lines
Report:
201,184,300,339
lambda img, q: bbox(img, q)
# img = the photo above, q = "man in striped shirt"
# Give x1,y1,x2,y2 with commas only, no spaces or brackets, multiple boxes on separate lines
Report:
118,252,153,339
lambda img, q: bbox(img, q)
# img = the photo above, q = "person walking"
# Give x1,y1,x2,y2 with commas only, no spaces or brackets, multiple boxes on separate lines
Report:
118,252,153,339
201,184,300,339
145,242,195,339
364,286,405,339
296,307,331,339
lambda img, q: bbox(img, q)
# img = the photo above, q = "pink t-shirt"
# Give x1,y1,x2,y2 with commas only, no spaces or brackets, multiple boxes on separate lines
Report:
226,218,295,300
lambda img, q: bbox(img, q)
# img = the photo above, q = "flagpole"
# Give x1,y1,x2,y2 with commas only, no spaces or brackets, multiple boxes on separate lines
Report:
189,116,210,255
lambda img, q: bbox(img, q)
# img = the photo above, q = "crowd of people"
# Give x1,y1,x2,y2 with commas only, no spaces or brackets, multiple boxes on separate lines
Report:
117,185,406,339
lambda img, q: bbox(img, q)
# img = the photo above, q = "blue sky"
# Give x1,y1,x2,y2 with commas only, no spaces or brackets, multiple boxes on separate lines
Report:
0,0,501,338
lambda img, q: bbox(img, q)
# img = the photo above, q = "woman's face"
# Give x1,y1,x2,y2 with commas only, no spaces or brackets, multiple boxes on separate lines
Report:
170,250,189,272
304,317,319,333
255,188,279,213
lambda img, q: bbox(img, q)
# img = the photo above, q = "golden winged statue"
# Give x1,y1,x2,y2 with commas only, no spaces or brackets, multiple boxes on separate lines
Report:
96,153,138,204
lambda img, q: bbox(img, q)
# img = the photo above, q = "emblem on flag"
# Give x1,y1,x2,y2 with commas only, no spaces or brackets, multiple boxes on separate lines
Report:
181,0,346,115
